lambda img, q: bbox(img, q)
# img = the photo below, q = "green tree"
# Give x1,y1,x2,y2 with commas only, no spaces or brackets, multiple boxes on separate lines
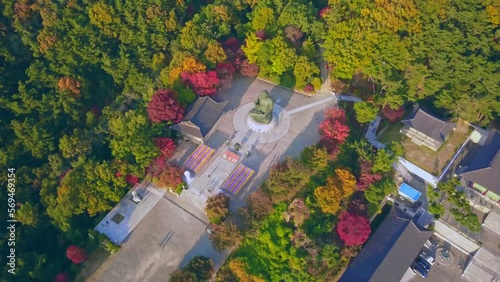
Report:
186,256,215,281
364,178,396,206
11,119,55,159
428,202,445,218
170,270,197,282
293,56,320,89
59,129,92,159
354,102,379,123
17,202,39,226
264,158,311,203
300,145,329,172
210,222,242,252
106,108,161,169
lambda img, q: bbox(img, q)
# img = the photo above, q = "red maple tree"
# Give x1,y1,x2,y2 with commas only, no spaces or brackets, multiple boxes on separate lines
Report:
216,62,236,90
66,245,87,264
319,108,349,158
146,156,166,177
222,37,240,51
356,159,382,190
147,89,184,123
357,173,382,190
239,59,259,77
55,273,70,282
348,197,368,216
181,71,219,96
255,29,266,40
125,175,139,185
318,7,331,18
324,107,347,122
154,137,176,158
303,84,314,93
320,119,350,143
382,106,404,123
337,212,371,246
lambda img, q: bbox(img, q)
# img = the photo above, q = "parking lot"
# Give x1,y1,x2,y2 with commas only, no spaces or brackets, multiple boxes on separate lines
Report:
411,236,470,282
88,194,225,282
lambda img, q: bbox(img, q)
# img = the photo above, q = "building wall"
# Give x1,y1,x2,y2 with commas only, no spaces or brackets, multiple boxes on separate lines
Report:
469,181,500,206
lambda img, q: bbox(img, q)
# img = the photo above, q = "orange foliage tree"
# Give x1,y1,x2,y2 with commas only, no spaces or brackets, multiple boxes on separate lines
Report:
58,77,81,96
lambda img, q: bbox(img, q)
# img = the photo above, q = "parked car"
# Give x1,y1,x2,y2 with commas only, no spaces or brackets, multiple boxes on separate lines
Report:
416,257,431,271
411,262,428,279
420,252,436,265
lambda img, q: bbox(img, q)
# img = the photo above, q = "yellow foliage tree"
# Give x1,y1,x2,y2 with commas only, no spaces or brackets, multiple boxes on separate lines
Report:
314,176,342,214
204,42,227,64
182,57,206,73
212,5,231,21
336,168,357,197
314,169,357,214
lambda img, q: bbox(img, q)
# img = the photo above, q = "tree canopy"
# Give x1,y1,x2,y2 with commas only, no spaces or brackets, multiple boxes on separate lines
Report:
0,0,497,280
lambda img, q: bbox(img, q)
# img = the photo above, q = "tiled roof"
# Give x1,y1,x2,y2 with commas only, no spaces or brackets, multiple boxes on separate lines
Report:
171,97,227,139
461,130,500,193
340,207,434,282
402,105,456,143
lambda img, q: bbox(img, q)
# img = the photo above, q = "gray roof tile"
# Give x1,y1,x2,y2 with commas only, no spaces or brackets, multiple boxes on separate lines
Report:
461,130,500,193
340,206,434,282
402,105,456,143
171,97,227,139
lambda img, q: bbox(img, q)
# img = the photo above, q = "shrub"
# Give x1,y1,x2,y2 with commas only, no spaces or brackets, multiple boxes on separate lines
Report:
186,256,215,281
66,245,87,264
175,184,184,195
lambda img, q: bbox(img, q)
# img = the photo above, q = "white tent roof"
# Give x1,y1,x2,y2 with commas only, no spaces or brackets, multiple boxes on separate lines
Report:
398,157,439,188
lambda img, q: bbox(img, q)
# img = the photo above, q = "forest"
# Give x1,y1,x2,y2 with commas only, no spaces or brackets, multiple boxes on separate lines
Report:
0,0,498,281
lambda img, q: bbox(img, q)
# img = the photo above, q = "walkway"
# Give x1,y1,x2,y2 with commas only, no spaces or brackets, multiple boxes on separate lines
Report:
365,115,386,149
287,95,336,115
337,94,362,102
434,220,480,255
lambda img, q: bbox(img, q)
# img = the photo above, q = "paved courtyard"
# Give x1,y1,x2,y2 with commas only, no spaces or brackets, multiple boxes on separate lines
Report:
412,236,470,282
88,194,225,282
177,77,337,211
90,77,337,281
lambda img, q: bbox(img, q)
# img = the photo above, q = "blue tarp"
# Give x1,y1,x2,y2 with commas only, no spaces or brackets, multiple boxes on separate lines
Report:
398,183,421,202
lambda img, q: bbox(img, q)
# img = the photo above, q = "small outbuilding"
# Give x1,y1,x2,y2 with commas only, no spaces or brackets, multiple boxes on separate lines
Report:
171,97,228,144
401,105,456,151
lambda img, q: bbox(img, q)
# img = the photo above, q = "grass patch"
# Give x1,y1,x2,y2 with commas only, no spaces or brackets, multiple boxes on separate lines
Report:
402,119,470,175
377,122,403,145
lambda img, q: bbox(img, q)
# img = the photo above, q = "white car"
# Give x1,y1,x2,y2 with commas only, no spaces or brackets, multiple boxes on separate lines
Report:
420,252,435,265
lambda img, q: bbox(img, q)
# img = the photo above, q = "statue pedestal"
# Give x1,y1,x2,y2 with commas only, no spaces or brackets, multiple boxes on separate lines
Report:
233,103,290,143
246,114,277,133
